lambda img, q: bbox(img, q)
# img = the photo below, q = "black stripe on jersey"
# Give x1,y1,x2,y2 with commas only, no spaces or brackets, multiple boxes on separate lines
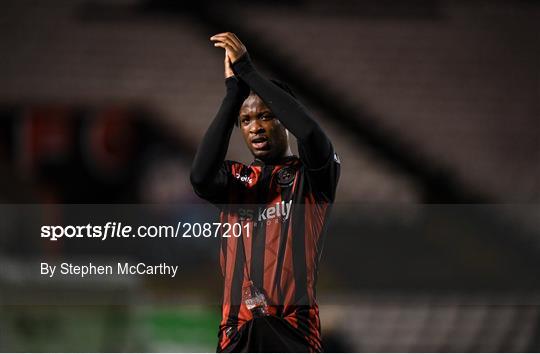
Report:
274,168,296,315
227,218,246,327
250,165,273,289
221,210,229,276
291,168,310,334
292,169,308,304
314,204,332,292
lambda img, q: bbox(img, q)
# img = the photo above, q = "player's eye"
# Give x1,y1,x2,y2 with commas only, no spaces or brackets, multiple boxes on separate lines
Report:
241,117,250,125
261,113,274,120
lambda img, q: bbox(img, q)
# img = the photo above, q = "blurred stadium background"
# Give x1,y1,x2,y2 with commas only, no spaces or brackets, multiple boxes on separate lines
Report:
0,0,539,352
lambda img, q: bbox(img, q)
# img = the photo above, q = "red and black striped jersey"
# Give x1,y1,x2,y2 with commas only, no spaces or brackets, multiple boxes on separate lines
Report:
215,152,340,352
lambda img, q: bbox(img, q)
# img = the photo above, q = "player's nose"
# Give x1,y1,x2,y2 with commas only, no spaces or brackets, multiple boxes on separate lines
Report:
249,120,265,134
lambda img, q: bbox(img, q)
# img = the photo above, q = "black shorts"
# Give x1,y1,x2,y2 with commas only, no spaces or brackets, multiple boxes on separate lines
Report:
218,316,315,353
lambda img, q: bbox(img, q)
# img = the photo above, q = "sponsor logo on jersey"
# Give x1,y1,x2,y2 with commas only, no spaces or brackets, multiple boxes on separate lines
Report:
238,200,293,222
235,173,253,185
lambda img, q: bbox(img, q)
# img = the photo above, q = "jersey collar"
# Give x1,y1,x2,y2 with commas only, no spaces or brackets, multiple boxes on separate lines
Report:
251,155,297,167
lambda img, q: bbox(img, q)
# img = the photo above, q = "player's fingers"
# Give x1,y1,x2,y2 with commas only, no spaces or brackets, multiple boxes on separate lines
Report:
211,34,240,50
210,32,226,39
213,41,230,50
210,32,233,40
225,34,247,58
212,36,239,52
210,33,232,43
228,33,245,49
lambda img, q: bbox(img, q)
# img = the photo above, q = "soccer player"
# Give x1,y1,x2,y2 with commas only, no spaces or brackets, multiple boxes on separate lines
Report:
190,32,340,352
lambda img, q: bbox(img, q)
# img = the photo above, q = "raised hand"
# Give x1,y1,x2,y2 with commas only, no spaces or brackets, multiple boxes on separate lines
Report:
210,32,247,65
223,50,234,79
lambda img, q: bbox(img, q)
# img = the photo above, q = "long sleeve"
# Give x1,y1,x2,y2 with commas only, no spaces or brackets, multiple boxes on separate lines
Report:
190,77,249,201
231,54,333,169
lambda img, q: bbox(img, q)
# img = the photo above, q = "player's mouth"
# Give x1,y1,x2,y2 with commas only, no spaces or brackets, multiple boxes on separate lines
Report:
251,136,269,150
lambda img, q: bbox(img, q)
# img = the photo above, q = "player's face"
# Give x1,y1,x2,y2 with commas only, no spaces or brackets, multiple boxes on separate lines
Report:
239,93,289,161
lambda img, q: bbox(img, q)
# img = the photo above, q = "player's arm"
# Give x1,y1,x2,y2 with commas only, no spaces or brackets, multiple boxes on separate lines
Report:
190,51,249,201
210,32,333,170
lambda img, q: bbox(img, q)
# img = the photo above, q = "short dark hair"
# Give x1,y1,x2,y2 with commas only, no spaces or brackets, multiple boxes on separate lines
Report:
235,79,296,126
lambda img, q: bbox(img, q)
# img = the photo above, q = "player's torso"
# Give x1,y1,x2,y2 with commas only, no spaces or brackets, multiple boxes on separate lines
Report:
218,157,326,352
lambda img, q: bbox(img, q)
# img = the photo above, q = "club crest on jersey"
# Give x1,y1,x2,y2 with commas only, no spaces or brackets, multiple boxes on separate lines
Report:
276,166,295,187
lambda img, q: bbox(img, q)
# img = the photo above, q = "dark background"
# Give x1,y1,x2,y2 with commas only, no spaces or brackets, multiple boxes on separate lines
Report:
0,0,539,352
